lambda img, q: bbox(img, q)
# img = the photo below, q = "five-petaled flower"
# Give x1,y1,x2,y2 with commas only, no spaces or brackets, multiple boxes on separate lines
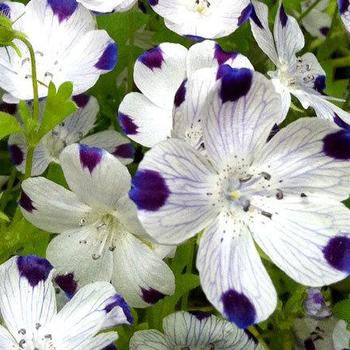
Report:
130,66,350,328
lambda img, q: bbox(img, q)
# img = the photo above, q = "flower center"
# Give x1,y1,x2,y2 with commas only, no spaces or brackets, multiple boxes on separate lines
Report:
192,0,211,14
17,325,56,350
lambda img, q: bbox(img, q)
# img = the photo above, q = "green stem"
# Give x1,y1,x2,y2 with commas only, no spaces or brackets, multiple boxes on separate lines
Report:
127,10,135,93
248,326,271,350
181,239,195,310
0,167,17,212
24,145,35,179
298,0,323,21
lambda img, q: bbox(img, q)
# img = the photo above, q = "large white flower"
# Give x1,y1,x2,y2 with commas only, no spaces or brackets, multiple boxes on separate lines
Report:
250,1,350,124
130,311,263,349
20,143,175,308
118,40,253,148
8,95,134,176
0,0,117,102
130,66,350,328
339,0,350,33
0,255,132,350
148,0,252,39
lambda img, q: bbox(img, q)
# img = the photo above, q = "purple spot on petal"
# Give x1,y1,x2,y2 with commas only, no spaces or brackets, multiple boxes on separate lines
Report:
129,169,170,211
174,80,187,108
113,143,135,160
72,94,90,108
47,0,78,23
267,124,280,142
55,273,78,299
238,3,253,26
323,236,350,272
8,144,24,166
214,44,238,65
141,287,166,304
320,26,330,36
250,6,263,28
17,256,53,287
105,294,133,324
189,311,211,321
149,0,158,6
338,0,349,14
218,66,253,103
184,35,205,42
119,113,138,135
139,46,164,70
313,75,326,93
0,103,17,115
79,144,103,173
279,5,288,27
322,129,350,160
19,191,36,213
95,42,118,71
304,338,316,350
102,345,117,350
221,289,256,328
333,113,350,129
0,3,11,18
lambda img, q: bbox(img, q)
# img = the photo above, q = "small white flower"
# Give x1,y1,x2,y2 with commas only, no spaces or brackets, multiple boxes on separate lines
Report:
0,255,132,350
339,0,350,33
0,0,117,102
7,95,134,176
130,311,263,349
130,66,350,328
250,0,350,125
20,143,175,308
304,288,332,319
118,40,253,148
148,0,252,39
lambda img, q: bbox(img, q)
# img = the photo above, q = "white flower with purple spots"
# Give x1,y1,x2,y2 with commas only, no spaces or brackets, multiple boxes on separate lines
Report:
147,0,252,39
20,143,175,308
250,1,350,124
130,311,263,350
339,0,350,33
118,40,253,148
7,95,134,176
130,66,350,328
0,0,117,103
0,255,132,350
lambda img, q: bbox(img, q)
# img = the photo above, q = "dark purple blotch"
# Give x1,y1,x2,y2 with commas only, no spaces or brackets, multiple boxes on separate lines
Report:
139,46,164,70
119,113,138,135
19,191,36,213
313,75,326,93
148,0,158,6
320,26,330,37
95,42,118,71
238,3,253,26
113,143,135,160
0,103,17,115
105,294,134,324
8,144,24,166
72,94,90,109
218,66,253,103
221,289,256,329
214,44,238,65
338,0,350,14
102,345,117,350
184,35,205,42
279,4,288,27
0,4,11,18
79,144,103,173
323,236,350,272
333,113,350,129
304,338,316,350
55,273,78,299
322,129,350,160
250,6,263,28
189,311,211,321
141,287,166,304
129,169,170,211
17,256,53,287
47,0,78,23
174,79,187,108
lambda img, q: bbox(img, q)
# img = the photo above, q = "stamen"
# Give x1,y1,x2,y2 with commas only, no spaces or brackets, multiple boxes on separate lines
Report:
230,191,241,201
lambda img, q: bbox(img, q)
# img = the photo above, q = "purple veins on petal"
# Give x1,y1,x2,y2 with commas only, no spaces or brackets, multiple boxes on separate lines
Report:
0,3,11,18
221,289,256,329
279,4,288,27
55,273,78,299
322,129,350,160
47,0,78,23
79,144,103,173
119,113,138,135
8,144,24,166
323,236,350,272
17,255,53,287
95,42,118,71
140,287,166,304
19,191,36,213
214,44,238,65
113,143,135,160
72,94,90,108
139,46,164,70
174,80,187,108
129,169,170,211
238,3,253,26
105,294,134,324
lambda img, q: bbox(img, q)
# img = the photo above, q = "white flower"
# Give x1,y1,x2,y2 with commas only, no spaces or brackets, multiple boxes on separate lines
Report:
0,0,117,102
76,0,136,13
300,0,331,39
130,311,263,349
304,288,332,319
148,0,252,39
339,0,350,33
130,66,350,328
250,1,350,125
0,255,132,350
118,40,253,148
20,143,175,308
7,95,134,176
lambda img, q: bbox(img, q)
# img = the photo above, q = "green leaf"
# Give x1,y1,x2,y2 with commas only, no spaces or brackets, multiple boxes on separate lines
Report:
0,112,22,140
36,81,77,141
0,211,9,222
333,298,350,323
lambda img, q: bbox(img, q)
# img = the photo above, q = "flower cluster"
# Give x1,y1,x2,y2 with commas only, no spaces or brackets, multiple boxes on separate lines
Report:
0,0,350,348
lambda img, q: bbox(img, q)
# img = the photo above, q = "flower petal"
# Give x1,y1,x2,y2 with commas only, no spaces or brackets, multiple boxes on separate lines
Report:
129,330,168,350
339,0,350,33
